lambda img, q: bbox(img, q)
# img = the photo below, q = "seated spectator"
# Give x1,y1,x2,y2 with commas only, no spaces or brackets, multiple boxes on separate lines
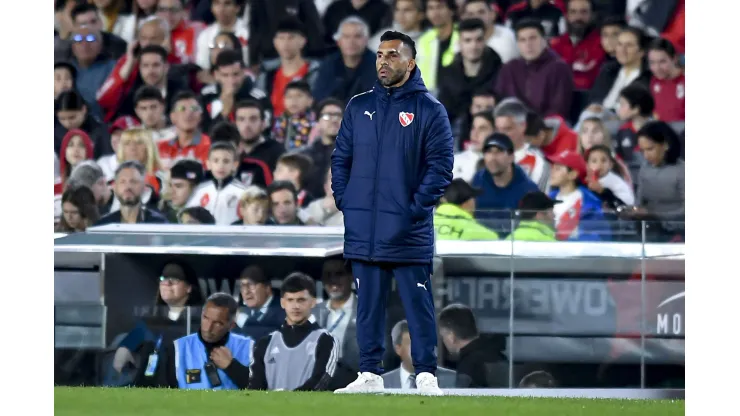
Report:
156,0,204,65
627,0,685,56
383,319,456,389
519,370,557,388
160,159,204,223
233,186,270,225
438,303,506,388
133,86,177,143
195,0,248,70
324,0,391,48
304,169,344,226
454,88,497,150
98,116,141,182
187,141,246,225
68,22,117,119
577,116,632,186
510,191,558,241
316,260,358,373
66,161,114,216
623,121,684,240
453,112,494,182
599,16,626,64
369,0,425,53
116,127,164,197
472,133,539,229
581,26,651,121
55,90,113,159
438,18,503,125
56,3,127,62
235,100,285,187
495,19,573,119
615,84,654,166
178,206,216,224
434,179,499,240
461,0,518,63
195,31,244,86
505,0,565,39
201,50,272,131
154,293,253,389
54,153,63,223
235,265,285,340
54,62,76,99
56,186,100,233
266,181,305,225
313,17,377,102
494,99,551,190
524,111,577,158
272,80,316,150
158,91,212,169
91,0,134,43
111,260,202,380
547,150,611,241
248,272,338,391
549,0,604,90
304,98,344,198
274,153,315,208
647,38,684,122
415,0,458,94
255,18,321,117
59,129,95,185
584,145,635,210
96,161,169,225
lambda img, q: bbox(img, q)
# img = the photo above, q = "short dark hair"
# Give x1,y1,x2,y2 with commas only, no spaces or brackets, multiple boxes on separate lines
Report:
267,180,298,201
209,121,241,145
379,31,417,59
213,49,244,70
524,111,546,136
277,153,313,187
240,265,269,285
514,18,545,37
462,0,489,12
275,17,306,37
316,98,344,115
205,292,239,319
209,140,238,158
601,15,626,30
458,18,486,34
281,272,317,298
171,90,199,107
636,121,682,165
235,100,265,120
438,303,479,340
471,87,496,100
134,85,166,106
70,2,97,22
179,206,216,224
648,37,677,58
284,80,312,96
61,185,99,224
139,45,168,62
471,111,495,129
115,160,146,178
620,26,649,51
619,84,654,117
55,90,86,113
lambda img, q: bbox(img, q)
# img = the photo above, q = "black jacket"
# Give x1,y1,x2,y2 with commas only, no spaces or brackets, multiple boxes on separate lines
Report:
587,60,652,105
55,32,127,62
312,49,377,103
302,139,334,198
248,320,336,391
322,0,392,48
117,76,188,120
237,138,286,187
95,206,169,225
234,294,286,342
200,78,273,134
54,114,113,159
438,47,503,123
454,337,507,388
249,0,326,65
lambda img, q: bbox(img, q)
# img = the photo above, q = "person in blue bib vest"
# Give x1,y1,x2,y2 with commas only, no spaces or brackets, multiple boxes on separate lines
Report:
154,292,253,389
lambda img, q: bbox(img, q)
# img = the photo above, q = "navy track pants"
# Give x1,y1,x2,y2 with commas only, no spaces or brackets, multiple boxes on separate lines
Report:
350,260,437,375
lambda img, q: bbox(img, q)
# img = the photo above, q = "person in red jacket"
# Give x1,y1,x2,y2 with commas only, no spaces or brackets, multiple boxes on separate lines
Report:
549,0,605,90
648,38,684,122
156,0,204,65
524,111,577,158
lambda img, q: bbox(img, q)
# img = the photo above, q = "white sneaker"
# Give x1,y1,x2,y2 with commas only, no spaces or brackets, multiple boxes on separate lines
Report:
334,372,385,394
415,372,444,396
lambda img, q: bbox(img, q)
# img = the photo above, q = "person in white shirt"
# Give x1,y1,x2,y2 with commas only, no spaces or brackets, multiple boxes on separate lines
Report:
381,320,457,389
453,112,494,182
195,0,249,70
493,99,551,191
461,0,518,63
368,0,426,53
187,141,246,225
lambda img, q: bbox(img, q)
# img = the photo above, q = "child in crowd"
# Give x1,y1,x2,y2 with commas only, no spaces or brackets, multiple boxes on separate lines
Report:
233,186,270,225
59,129,94,184
273,152,314,208
272,80,316,150
188,141,246,225
159,159,204,223
577,116,632,186
615,84,654,164
584,145,636,211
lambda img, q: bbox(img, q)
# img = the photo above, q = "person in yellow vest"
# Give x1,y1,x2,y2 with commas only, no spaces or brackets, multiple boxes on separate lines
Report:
416,0,459,93
434,179,500,240
511,191,560,241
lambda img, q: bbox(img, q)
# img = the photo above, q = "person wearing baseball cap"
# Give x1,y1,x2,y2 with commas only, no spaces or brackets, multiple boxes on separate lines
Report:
160,159,204,223
98,116,142,182
546,150,611,241
511,191,559,241
434,179,500,240
471,133,539,234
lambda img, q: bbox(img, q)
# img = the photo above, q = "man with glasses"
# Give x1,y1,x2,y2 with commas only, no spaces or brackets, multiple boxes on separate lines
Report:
56,3,127,62
67,23,116,120
157,0,204,65
303,98,344,198
235,265,284,340
158,91,211,168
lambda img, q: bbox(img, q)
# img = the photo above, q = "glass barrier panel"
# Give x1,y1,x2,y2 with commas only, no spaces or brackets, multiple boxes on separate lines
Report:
54,304,106,386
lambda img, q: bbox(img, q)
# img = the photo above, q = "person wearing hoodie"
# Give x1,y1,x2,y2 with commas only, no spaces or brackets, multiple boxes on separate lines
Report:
368,0,425,53
546,149,611,241
471,133,539,233
186,141,246,225
59,129,95,185
434,179,500,240
55,90,113,159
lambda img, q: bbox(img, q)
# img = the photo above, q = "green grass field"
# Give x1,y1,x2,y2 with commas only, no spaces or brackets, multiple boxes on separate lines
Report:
54,387,684,416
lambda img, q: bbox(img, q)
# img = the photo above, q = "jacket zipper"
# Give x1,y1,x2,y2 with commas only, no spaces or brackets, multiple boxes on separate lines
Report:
368,90,392,261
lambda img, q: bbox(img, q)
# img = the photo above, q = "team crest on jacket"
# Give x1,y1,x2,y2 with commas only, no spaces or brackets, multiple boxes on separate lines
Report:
200,194,210,207
399,112,414,127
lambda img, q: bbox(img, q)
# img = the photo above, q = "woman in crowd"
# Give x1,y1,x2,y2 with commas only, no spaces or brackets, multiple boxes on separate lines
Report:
233,186,270,225
59,129,95,185
647,37,685,122
55,90,113,159
577,117,632,187
117,127,163,194
93,0,157,43
55,186,100,233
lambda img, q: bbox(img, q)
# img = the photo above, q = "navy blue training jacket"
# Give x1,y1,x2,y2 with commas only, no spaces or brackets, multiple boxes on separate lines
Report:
331,67,454,263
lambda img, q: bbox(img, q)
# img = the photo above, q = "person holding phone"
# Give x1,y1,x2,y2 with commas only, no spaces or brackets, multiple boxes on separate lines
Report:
154,293,253,389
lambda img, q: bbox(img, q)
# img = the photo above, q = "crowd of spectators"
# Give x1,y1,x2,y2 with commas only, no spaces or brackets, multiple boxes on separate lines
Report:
54,0,685,242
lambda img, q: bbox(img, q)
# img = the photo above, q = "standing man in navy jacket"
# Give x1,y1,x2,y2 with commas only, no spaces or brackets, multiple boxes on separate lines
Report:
331,31,453,396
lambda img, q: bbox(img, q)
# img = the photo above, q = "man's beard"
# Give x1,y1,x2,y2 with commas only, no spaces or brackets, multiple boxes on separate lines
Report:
120,194,141,206
568,21,589,39
241,134,260,145
378,67,406,87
